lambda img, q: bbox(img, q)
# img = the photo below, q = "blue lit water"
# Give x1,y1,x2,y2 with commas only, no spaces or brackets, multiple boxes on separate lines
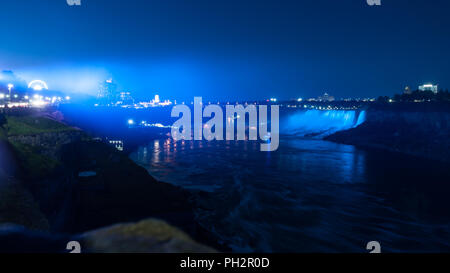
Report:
130,137,450,253
281,109,366,137
60,105,450,252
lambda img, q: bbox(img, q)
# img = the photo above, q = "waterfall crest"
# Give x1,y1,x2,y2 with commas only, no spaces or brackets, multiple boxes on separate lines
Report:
282,109,366,137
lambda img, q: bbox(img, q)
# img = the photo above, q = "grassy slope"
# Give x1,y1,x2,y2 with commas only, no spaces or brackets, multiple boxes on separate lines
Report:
4,116,74,136
10,142,59,179
2,115,75,179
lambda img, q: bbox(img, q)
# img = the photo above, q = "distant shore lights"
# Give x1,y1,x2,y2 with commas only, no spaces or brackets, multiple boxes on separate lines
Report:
28,80,49,91
418,84,438,94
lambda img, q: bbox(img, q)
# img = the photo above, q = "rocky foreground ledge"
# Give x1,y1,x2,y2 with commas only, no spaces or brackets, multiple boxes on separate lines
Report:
0,109,220,252
0,219,216,253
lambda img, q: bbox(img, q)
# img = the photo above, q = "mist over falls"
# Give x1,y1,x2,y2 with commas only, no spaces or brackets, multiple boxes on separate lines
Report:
281,109,366,137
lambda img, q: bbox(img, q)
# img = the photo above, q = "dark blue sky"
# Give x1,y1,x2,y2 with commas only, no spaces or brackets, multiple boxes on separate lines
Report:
0,0,449,101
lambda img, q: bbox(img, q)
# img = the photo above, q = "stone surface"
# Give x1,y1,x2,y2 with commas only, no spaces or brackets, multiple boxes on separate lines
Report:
80,219,217,253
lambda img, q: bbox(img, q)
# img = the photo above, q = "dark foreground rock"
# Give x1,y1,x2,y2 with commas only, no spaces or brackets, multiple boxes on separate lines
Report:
79,219,217,253
0,219,216,253
0,224,69,253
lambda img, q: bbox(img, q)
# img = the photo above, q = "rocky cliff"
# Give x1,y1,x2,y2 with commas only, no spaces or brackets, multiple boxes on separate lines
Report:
326,108,450,162
0,113,219,252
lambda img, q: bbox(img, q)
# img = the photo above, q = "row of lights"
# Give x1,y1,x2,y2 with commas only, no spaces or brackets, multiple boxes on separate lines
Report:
0,93,70,101
0,82,70,108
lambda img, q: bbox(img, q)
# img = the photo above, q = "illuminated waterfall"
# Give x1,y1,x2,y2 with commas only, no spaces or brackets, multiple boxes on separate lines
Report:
282,109,366,137
355,110,366,127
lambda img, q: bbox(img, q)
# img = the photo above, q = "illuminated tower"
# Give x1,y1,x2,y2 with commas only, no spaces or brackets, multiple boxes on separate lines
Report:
154,94,160,103
119,92,134,104
97,78,118,104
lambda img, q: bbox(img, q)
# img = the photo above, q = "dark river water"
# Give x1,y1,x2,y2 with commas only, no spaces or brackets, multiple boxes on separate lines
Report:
60,105,450,253
130,137,450,253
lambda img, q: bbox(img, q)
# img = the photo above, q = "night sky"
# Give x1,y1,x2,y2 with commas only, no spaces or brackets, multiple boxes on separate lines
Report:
0,0,449,101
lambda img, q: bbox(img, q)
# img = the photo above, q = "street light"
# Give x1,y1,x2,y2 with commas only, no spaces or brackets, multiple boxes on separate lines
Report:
7,84,14,101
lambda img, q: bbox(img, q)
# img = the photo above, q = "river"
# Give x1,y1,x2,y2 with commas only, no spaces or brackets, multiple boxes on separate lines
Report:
61,105,450,252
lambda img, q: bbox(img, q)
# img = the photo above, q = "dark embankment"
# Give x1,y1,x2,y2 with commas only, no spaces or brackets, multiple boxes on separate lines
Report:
326,103,450,162
0,108,220,252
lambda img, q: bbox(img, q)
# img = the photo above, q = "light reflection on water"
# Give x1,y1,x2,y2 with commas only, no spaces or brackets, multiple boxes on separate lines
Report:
130,138,450,252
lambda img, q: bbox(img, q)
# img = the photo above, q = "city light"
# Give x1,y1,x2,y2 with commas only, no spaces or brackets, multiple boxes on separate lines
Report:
28,80,49,91
128,119,134,125
418,83,438,93
30,99,47,107
7,84,14,100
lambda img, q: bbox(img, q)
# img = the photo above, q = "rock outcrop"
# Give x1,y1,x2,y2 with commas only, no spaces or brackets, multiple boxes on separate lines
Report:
79,219,217,253
0,219,216,253
326,109,450,162
8,131,84,159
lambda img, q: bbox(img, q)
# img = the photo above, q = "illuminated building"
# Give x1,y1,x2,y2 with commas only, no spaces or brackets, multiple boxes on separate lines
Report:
109,140,124,152
119,92,134,105
318,92,335,102
97,78,118,104
419,84,438,93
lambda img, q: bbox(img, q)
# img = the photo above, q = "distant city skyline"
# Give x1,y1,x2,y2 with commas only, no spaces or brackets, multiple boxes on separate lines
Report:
0,69,445,106
1,0,450,101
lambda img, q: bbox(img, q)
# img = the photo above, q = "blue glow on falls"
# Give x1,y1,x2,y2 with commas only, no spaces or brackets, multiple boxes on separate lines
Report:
282,109,366,137
355,110,366,127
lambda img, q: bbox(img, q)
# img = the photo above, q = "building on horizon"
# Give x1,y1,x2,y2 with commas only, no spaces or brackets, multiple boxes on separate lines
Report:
404,86,412,95
318,92,335,102
97,78,118,104
419,84,438,93
118,92,134,105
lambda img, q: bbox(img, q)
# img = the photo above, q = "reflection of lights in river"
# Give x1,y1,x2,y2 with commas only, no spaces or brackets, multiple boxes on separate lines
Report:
153,140,160,163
